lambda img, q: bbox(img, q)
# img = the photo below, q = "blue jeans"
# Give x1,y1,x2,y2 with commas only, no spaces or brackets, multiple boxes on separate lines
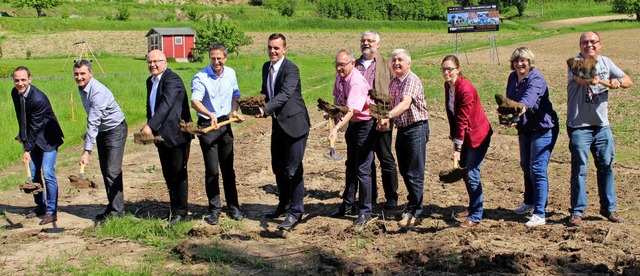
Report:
461,136,490,222
30,146,58,215
519,126,558,218
568,126,616,216
395,120,429,217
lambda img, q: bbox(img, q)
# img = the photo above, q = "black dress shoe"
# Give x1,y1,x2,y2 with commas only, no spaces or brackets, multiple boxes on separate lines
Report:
26,209,45,219
329,204,355,218
95,211,123,222
277,215,299,231
206,211,220,225
170,215,185,225
39,213,57,225
228,207,244,221
265,209,286,219
353,214,372,226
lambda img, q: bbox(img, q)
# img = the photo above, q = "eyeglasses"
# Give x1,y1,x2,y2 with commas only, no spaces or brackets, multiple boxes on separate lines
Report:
360,39,377,43
333,61,352,69
580,40,600,46
147,59,166,65
440,67,458,73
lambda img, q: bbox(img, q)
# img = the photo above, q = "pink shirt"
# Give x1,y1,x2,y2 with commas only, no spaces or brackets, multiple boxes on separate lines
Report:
333,69,372,122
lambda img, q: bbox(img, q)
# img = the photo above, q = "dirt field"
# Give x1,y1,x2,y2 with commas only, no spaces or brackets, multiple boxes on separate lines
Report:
2,29,640,274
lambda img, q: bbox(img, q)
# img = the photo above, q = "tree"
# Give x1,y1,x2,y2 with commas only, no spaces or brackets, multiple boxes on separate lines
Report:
612,0,640,22
192,18,252,62
12,0,61,17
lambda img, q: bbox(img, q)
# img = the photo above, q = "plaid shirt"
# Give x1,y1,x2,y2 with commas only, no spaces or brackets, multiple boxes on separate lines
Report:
389,70,428,128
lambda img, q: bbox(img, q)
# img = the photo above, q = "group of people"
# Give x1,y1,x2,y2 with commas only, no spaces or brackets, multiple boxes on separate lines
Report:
12,30,632,231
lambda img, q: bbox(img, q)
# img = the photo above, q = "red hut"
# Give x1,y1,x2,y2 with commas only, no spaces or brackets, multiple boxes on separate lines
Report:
146,27,196,62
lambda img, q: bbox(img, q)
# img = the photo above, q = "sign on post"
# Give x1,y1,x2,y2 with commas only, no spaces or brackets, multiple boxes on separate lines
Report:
447,5,500,33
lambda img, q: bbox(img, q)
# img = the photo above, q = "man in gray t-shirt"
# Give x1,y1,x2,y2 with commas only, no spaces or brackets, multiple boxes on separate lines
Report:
566,31,633,227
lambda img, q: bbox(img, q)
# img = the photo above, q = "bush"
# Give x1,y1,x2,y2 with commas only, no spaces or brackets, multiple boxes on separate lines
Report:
192,18,252,62
317,0,448,20
0,64,13,78
115,5,130,21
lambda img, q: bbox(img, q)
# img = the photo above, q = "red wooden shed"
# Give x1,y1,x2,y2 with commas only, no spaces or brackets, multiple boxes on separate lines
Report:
145,27,196,62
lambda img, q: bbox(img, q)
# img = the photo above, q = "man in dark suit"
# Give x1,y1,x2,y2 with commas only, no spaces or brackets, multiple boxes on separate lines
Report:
141,50,193,224
11,66,64,225
257,33,310,231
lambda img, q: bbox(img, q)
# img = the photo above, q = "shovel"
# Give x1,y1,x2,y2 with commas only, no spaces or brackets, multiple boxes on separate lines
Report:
200,117,239,134
19,162,42,194
323,119,343,161
79,163,86,179
438,153,467,183
69,163,97,189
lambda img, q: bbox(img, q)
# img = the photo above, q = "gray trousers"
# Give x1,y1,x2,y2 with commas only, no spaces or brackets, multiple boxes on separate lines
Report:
96,120,127,215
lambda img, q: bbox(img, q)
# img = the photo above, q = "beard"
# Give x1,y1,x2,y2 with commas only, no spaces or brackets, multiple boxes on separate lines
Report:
361,47,377,58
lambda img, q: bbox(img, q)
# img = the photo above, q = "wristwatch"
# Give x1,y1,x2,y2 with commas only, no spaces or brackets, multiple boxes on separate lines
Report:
387,112,393,119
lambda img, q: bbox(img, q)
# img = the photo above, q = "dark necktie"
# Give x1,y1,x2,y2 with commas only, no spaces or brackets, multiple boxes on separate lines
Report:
268,65,274,99
19,95,27,142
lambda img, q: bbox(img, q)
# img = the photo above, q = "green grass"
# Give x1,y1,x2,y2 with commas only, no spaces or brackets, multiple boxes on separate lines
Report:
37,252,154,275
195,243,274,274
83,215,191,249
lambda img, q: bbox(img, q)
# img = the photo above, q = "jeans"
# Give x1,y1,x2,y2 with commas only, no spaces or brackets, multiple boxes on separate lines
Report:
519,126,558,218
395,120,429,217
371,127,399,206
197,118,239,211
96,120,127,216
343,119,377,215
568,126,616,216
461,136,490,222
30,146,58,215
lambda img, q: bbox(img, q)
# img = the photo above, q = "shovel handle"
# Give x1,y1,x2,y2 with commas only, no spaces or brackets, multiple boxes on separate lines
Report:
80,163,86,174
328,119,337,148
598,79,612,88
202,118,239,133
24,161,31,179
453,154,460,169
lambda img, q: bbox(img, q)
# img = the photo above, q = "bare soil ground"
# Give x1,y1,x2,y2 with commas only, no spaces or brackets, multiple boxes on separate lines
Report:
2,29,640,274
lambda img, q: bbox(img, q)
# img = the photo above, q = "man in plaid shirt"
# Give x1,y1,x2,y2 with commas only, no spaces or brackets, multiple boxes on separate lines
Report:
378,49,429,228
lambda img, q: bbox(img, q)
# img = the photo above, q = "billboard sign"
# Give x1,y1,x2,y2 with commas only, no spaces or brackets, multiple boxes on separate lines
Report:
447,5,500,33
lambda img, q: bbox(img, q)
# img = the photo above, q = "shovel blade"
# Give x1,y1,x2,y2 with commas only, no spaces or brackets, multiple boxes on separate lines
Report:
323,147,343,161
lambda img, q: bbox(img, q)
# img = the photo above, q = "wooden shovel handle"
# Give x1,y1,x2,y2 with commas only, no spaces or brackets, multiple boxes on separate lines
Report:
453,154,460,169
24,162,31,179
202,118,239,133
80,163,86,174
598,79,612,88
328,119,336,148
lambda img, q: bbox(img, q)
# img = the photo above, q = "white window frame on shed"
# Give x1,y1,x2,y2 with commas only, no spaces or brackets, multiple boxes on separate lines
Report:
149,34,162,51
175,36,183,45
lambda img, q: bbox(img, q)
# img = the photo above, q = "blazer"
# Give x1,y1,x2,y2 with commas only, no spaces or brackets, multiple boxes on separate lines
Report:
146,68,193,148
355,54,394,94
12,85,64,152
445,76,492,149
261,58,310,139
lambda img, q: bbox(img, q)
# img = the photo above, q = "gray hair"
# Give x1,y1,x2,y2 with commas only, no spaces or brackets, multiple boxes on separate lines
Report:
509,47,536,70
336,49,355,61
391,49,411,63
209,42,228,56
361,30,380,43
73,60,93,72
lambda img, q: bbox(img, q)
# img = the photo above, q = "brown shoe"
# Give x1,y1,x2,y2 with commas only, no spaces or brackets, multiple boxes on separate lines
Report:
26,210,45,219
460,219,478,228
454,210,469,218
568,215,583,226
39,213,57,225
599,210,623,223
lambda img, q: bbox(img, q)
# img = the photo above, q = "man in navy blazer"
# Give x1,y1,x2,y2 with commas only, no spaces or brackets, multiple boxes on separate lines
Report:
141,50,193,224
257,33,310,231
11,66,64,225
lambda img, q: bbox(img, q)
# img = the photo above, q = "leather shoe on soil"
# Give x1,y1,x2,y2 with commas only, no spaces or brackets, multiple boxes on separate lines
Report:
26,209,45,219
169,215,185,225
277,215,299,231
39,213,57,225
329,204,356,218
599,210,623,223
569,215,583,226
454,210,469,218
459,219,479,228
228,207,244,221
206,211,221,225
265,208,286,219
353,214,372,226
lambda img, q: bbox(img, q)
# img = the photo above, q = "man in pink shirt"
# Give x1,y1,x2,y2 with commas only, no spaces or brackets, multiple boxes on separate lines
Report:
328,49,378,226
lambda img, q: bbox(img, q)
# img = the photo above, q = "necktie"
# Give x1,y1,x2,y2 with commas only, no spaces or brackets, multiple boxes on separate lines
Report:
268,65,274,99
19,95,27,142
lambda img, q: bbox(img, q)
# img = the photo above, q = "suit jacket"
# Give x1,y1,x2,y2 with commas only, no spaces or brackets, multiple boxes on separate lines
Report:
11,85,64,152
146,68,193,148
355,54,394,94
261,58,310,138
445,77,492,149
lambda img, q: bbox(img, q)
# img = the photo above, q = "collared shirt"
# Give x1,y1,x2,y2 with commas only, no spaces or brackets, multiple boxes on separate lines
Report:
506,68,557,133
566,54,624,128
191,65,241,119
389,70,428,128
333,69,372,122
21,85,31,98
150,72,163,117
268,58,285,99
78,77,125,151
356,57,377,88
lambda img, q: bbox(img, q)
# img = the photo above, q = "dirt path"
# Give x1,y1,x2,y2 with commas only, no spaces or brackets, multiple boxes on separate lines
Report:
537,14,634,29
2,29,640,274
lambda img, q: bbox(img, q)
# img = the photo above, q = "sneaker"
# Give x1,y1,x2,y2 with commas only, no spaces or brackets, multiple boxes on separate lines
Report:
525,214,546,227
599,210,623,223
398,213,416,228
514,203,534,214
568,215,583,226
353,214,372,226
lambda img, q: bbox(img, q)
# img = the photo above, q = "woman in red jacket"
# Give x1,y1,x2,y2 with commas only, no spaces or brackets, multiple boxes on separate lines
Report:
442,55,493,228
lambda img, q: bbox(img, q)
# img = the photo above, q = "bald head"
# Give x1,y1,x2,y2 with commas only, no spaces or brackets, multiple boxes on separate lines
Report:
579,31,601,59
147,50,167,77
